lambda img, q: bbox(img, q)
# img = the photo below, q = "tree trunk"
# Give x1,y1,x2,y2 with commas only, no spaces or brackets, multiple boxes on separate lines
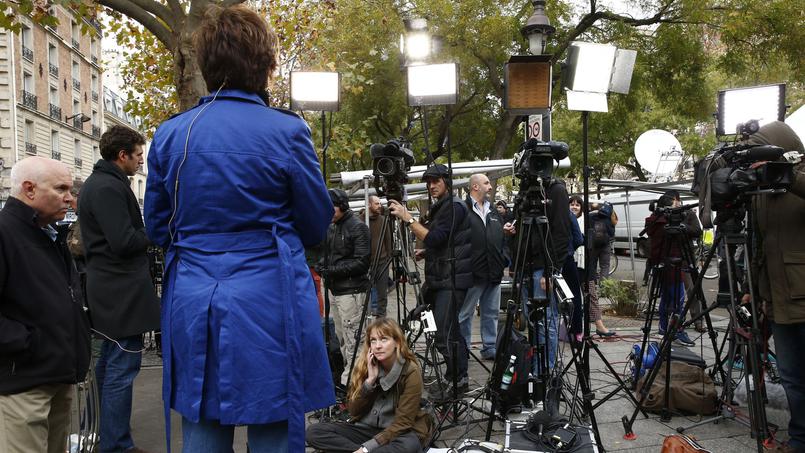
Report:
173,31,208,111
491,111,522,159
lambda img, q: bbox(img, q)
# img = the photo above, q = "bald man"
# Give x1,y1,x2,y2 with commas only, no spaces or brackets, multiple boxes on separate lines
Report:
0,157,90,453
458,173,506,360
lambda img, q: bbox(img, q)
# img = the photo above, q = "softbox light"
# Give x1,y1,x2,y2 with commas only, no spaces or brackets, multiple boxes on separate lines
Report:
564,42,617,94
503,55,552,114
289,71,340,112
407,63,458,106
716,83,786,136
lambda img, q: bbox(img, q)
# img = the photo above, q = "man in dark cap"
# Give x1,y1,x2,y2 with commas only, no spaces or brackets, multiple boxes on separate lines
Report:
388,164,472,394
318,188,370,387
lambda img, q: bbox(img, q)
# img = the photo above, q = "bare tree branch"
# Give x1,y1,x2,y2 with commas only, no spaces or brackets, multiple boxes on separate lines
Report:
165,0,184,17
128,0,177,30
98,0,176,48
222,0,248,7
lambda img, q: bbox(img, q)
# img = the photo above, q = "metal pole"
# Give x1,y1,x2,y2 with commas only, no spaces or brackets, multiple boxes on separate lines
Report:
364,176,371,225
624,188,637,283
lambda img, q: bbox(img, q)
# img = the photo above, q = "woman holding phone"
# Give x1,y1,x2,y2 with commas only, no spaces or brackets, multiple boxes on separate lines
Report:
306,318,431,452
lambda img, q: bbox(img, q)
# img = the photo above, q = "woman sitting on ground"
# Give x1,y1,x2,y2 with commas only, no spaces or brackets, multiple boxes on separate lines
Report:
306,318,431,453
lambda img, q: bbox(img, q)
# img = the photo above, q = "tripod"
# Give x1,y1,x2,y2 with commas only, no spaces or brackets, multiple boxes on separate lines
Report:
675,210,775,452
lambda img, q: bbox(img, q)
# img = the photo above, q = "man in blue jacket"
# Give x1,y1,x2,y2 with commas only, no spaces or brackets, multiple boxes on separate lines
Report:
459,173,506,360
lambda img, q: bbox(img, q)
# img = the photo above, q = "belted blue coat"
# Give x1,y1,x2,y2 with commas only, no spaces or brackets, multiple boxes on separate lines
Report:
144,90,335,451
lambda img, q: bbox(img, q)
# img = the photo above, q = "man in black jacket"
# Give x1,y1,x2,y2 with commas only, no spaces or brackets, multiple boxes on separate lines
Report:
388,164,472,392
318,188,370,386
0,157,90,453
79,125,160,453
459,173,506,360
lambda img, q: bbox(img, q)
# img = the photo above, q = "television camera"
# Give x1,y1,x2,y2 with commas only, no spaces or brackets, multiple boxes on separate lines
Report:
371,138,415,203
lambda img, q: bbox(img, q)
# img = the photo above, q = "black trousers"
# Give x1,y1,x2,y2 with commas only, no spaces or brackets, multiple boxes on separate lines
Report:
306,421,422,453
424,288,469,382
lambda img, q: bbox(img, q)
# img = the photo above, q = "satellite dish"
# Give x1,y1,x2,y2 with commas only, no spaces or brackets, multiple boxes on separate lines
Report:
634,129,684,179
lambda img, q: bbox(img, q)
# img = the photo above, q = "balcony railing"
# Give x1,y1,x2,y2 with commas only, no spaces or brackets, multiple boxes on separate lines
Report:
51,150,61,161
72,78,80,91
72,117,84,129
91,91,98,102
91,55,98,65
72,38,80,50
75,157,83,168
49,103,61,120
21,46,33,62
92,125,101,137
48,63,58,77
25,142,37,155
22,91,37,110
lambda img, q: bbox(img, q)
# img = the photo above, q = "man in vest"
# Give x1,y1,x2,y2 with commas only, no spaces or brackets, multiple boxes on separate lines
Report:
458,174,506,360
388,164,472,394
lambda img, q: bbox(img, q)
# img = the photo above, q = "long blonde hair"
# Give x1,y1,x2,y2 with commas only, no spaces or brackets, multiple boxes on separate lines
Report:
348,318,417,402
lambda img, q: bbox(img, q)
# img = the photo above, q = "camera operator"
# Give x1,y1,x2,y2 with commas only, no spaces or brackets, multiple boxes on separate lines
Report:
644,193,696,346
743,121,805,453
388,164,472,394
318,189,371,388
504,161,571,373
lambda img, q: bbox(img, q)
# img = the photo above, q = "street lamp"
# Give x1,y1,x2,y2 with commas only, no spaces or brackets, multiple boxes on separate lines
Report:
65,113,91,122
520,0,555,56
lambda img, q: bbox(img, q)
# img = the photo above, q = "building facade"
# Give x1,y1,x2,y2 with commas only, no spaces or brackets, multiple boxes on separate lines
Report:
103,86,148,207
0,6,103,205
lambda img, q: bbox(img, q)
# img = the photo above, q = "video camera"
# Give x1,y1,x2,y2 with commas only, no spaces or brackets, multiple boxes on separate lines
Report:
694,141,794,212
512,139,569,215
371,138,415,203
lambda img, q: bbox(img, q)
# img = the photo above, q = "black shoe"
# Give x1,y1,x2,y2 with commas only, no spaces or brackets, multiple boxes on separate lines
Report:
595,329,616,337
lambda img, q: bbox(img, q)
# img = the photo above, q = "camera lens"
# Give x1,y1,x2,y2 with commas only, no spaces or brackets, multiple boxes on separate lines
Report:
376,157,396,176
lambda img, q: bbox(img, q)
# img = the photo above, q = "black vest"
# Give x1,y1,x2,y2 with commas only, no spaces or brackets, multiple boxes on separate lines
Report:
465,197,506,283
424,196,473,290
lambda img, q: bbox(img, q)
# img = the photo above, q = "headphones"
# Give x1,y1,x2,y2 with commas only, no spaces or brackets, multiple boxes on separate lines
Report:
167,82,226,244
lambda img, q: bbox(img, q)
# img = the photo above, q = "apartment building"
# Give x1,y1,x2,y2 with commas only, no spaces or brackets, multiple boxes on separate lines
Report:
0,6,102,205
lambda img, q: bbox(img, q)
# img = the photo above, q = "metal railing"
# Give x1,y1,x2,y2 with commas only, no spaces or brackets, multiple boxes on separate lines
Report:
22,91,37,109
25,142,37,155
72,78,80,91
52,150,61,160
49,103,61,120
73,117,84,129
92,125,101,138
92,91,98,102
75,157,83,168
49,63,58,77
22,46,33,62
72,38,80,50
91,55,98,65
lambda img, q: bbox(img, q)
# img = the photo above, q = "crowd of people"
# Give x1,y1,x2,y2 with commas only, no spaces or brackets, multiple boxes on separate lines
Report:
0,3,803,453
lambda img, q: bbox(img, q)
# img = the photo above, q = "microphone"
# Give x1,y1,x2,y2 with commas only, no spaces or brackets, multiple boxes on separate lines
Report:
735,145,785,162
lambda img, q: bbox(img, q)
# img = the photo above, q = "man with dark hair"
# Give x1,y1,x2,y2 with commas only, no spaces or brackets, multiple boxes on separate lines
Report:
388,164,472,393
743,121,805,453
0,157,90,453
318,188,371,387
459,173,506,360
79,125,159,453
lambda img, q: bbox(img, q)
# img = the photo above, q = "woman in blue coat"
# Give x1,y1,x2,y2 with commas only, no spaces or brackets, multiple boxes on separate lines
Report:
143,5,334,452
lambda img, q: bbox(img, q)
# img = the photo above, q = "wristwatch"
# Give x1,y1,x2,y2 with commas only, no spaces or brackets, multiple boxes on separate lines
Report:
405,217,415,226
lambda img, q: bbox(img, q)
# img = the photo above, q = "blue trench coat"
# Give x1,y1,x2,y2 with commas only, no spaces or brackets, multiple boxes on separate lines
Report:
144,90,335,451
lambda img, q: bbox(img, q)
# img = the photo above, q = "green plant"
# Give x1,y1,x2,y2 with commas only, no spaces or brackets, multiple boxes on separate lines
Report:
599,279,639,317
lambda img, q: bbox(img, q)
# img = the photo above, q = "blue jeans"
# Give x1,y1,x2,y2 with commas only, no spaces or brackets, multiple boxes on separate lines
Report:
182,417,288,453
521,269,559,375
459,282,501,358
771,321,805,450
95,335,143,453
658,281,685,333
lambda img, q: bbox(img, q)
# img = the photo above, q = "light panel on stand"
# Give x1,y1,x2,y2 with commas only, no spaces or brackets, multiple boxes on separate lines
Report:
717,84,785,136
406,63,458,106
289,71,341,112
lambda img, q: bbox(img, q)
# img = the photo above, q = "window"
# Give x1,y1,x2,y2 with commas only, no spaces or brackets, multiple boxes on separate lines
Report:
90,38,97,57
74,139,81,158
48,43,58,75
73,99,80,115
72,60,79,79
23,72,33,92
71,21,80,48
92,110,97,124
51,130,59,155
21,25,33,60
50,86,58,105
24,120,34,143
93,145,99,161
91,74,98,92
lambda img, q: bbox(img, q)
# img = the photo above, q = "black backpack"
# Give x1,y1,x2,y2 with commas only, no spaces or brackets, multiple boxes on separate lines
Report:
493,327,534,414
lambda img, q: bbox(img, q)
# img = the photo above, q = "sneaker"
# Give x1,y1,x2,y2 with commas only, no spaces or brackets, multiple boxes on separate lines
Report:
674,331,695,347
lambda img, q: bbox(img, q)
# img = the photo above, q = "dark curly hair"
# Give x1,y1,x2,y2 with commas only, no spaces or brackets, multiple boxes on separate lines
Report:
100,125,145,161
194,4,279,94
